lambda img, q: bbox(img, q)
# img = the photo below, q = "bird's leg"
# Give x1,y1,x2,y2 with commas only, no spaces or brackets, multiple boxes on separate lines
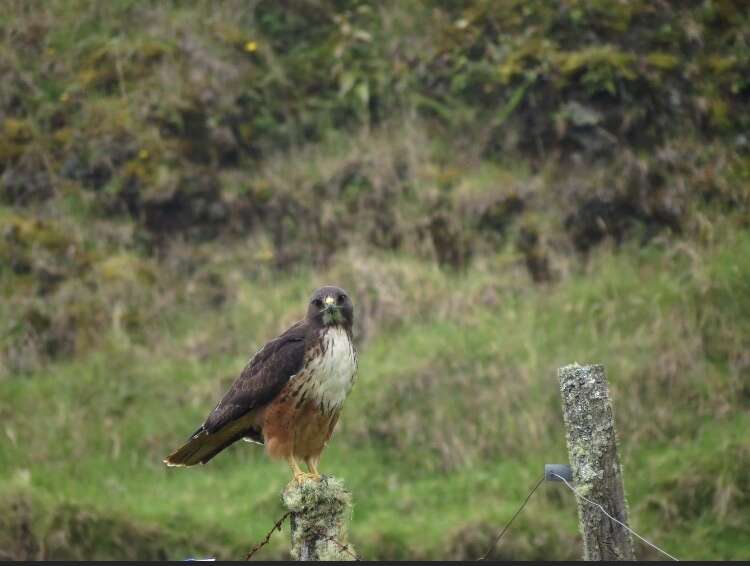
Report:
304,455,322,480
288,454,319,484
287,455,305,483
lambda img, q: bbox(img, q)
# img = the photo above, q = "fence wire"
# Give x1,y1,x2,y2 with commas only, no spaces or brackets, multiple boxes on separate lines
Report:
245,472,680,562
245,511,360,561
478,474,545,560
552,473,679,561
245,512,290,560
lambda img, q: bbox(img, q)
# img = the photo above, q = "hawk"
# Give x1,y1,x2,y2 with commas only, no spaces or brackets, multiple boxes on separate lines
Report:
164,286,357,483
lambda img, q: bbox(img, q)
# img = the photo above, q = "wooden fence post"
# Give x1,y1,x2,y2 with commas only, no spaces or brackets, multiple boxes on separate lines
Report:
281,476,357,561
558,363,635,561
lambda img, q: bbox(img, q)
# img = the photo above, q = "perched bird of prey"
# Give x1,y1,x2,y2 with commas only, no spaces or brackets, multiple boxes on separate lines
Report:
164,286,357,483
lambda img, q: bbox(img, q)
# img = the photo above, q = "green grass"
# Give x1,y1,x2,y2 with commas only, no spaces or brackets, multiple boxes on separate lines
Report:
2,1,749,558
2,230,748,560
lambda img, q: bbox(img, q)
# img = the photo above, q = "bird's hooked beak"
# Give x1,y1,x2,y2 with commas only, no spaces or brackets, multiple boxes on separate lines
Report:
321,295,343,325
321,295,339,314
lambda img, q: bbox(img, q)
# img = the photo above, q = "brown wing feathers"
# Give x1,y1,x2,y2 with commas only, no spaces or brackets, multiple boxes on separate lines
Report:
163,321,308,467
162,416,254,467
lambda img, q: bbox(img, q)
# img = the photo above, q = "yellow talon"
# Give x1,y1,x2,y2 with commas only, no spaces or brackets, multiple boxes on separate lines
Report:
293,471,322,485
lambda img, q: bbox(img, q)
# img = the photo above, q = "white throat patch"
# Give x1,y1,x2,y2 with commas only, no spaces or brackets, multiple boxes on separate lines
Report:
305,326,357,410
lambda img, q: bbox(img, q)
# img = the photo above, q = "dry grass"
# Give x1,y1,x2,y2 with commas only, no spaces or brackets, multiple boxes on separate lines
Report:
2,0,749,560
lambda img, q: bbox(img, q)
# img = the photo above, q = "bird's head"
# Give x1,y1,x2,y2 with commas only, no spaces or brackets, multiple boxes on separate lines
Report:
307,285,353,329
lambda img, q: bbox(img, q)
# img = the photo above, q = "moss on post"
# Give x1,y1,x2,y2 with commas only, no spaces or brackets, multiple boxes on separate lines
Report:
558,363,635,561
281,476,356,561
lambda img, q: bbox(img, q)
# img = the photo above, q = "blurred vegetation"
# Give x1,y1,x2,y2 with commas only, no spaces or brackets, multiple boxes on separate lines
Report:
1,0,749,560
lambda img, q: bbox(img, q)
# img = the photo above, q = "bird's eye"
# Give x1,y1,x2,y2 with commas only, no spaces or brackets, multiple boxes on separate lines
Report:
337,294,346,303
312,298,323,307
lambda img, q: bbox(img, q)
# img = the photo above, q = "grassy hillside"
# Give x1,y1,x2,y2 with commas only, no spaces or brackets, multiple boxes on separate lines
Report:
2,235,749,560
1,0,749,560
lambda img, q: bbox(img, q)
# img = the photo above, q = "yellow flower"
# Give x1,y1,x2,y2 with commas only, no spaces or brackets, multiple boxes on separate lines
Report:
244,40,258,53
60,93,70,103
138,149,150,160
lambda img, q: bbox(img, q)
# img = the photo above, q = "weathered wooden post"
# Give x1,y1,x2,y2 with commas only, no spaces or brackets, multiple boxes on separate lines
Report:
558,363,635,561
281,476,357,561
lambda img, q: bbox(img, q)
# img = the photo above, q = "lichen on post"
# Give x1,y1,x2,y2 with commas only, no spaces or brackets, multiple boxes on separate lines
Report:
558,363,635,561
281,476,357,561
